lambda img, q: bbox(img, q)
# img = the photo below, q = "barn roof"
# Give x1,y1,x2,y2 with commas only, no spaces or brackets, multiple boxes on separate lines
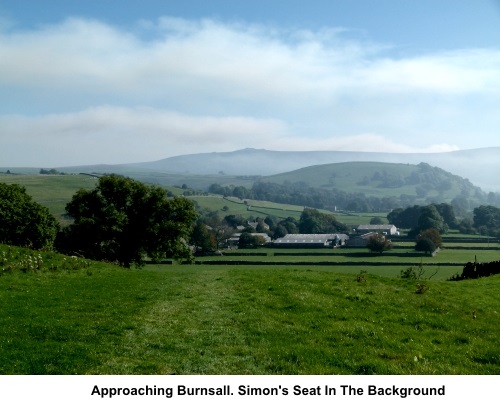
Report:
274,233,349,244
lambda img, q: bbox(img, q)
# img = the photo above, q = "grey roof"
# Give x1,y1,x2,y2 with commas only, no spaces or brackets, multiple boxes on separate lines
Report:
357,224,396,230
274,234,349,244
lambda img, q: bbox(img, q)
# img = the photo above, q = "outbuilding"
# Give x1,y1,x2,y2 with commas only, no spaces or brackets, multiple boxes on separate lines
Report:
356,224,398,235
273,233,349,248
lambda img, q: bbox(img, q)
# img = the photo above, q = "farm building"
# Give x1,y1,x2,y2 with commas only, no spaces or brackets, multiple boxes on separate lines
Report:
273,234,349,248
348,232,386,247
356,224,398,235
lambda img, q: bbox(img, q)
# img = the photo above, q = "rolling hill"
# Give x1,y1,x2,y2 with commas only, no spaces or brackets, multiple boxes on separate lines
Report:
33,147,500,192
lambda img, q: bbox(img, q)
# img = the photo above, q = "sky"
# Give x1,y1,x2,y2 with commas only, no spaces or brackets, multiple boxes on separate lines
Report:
1,0,500,167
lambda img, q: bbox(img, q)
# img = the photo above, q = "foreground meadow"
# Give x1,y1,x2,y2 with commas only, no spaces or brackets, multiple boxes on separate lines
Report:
1,245,499,375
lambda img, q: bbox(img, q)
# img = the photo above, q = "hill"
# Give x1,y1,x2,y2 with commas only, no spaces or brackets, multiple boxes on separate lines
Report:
128,147,500,192
208,161,493,211
2,159,496,218
262,161,484,203
4,147,498,192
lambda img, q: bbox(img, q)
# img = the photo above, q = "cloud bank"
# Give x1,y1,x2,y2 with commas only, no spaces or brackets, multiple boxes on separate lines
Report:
0,17,498,166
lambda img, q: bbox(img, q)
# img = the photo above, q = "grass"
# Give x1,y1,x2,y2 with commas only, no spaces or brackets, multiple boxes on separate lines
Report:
1,244,500,375
0,174,98,225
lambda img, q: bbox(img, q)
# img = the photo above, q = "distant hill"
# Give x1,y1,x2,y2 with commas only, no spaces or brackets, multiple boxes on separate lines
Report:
259,161,485,206
128,147,500,192
4,147,498,192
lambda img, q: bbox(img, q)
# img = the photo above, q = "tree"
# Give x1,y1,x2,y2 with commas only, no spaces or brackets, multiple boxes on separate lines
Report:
205,214,235,249
473,205,500,237
415,237,436,255
0,183,59,250
370,216,384,225
367,233,392,254
190,222,217,255
238,233,266,248
387,205,421,229
299,208,347,234
415,228,442,255
433,203,457,229
418,205,447,234
59,175,197,267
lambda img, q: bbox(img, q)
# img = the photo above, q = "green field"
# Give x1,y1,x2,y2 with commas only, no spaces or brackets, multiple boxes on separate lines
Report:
1,244,500,375
0,174,98,225
1,173,500,375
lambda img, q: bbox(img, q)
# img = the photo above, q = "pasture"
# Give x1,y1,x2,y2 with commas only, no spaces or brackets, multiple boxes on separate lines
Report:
1,174,500,375
1,244,500,375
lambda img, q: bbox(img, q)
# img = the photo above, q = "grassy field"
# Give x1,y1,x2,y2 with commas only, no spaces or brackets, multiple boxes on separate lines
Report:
1,244,500,375
0,174,98,225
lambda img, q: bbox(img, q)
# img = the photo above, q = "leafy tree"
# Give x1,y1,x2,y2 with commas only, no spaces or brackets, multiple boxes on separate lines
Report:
433,203,457,229
205,214,235,249
0,183,59,250
387,206,421,229
418,205,447,234
59,175,197,267
367,233,392,254
473,205,500,237
415,228,442,255
415,237,436,255
273,224,288,239
299,208,347,234
223,214,246,228
370,216,384,225
190,222,217,255
238,233,266,248
418,228,442,249
279,217,299,234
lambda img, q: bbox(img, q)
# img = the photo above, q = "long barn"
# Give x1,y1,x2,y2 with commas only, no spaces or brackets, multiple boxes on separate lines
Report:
273,233,349,248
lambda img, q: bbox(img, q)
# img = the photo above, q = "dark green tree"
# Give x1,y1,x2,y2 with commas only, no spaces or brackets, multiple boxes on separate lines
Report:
473,205,500,236
370,216,384,225
387,205,421,229
0,183,59,249
238,232,266,248
299,208,347,234
418,205,447,234
415,237,436,255
415,228,442,255
59,175,197,267
433,203,457,229
190,222,217,255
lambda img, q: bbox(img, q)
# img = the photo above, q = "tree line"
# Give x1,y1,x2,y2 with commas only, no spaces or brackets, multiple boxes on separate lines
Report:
208,179,497,215
388,203,500,238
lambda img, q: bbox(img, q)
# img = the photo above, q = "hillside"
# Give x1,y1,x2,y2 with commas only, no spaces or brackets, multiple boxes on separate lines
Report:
1,159,496,219
128,147,500,192
208,161,493,211
262,161,484,202
4,147,498,192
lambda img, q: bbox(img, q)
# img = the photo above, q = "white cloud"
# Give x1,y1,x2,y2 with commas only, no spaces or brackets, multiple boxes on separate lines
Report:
2,17,498,100
0,107,288,166
0,16,499,166
263,134,460,154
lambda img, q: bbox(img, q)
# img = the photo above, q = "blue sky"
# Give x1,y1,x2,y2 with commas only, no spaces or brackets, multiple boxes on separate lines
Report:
1,1,500,166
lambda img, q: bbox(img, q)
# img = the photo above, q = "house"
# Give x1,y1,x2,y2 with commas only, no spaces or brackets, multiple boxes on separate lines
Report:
347,232,380,247
356,224,398,235
273,233,349,248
